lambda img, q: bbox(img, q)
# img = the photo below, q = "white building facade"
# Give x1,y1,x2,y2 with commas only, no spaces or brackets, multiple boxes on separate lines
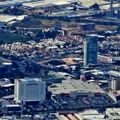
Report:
14,78,46,104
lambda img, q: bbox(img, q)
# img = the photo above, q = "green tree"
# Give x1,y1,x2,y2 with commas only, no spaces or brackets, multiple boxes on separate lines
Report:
117,26,120,32
90,3,99,10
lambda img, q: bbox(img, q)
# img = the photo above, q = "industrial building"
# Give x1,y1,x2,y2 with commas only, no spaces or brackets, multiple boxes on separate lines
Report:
48,79,115,109
84,34,98,67
48,79,105,97
14,78,46,105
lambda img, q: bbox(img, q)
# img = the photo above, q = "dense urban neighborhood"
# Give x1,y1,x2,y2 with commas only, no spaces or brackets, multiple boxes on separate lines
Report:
0,0,120,120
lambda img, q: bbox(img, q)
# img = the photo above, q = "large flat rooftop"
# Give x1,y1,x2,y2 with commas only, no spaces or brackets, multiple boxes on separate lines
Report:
17,78,43,83
23,0,106,8
48,79,105,95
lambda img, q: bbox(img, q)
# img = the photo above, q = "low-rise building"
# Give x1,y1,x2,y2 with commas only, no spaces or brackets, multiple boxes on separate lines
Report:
48,79,105,97
106,108,120,120
56,110,105,120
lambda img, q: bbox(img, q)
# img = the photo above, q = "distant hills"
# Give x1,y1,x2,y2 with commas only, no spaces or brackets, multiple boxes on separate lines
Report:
0,0,7,1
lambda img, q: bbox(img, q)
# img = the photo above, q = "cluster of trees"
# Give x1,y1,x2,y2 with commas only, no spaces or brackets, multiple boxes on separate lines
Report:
3,6,24,15
90,3,99,10
0,30,27,44
117,26,120,31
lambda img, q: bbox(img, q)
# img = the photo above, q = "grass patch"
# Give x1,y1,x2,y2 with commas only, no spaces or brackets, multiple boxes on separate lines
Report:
13,17,79,28
96,25,117,31
0,30,27,44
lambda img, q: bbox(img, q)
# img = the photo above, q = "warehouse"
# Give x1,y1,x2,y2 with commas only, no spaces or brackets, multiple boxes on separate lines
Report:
48,79,114,109
48,79,105,97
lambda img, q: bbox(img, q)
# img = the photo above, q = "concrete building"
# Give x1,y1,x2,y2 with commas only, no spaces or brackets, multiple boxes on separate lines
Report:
110,79,120,91
56,110,105,120
48,80,115,110
106,0,114,18
98,55,113,64
14,78,46,104
78,110,105,120
2,104,21,114
79,23,95,31
48,79,105,97
84,34,98,67
106,108,120,120
108,70,120,78
110,0,114,17
117,9,120,19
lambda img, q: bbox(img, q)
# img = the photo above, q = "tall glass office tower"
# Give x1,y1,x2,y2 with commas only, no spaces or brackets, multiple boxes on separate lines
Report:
84,34,98,67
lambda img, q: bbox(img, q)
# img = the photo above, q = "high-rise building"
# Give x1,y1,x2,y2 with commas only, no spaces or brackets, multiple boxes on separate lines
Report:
106,0,114,18
110,0,114,17
117,9,120,19
84,34,98,67
14,78,46,104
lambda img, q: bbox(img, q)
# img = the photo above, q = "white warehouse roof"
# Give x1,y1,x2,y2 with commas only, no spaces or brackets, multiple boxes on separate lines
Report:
48,79,105,95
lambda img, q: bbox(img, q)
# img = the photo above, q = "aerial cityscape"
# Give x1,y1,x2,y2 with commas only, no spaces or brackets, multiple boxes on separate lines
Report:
0,0,120,119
